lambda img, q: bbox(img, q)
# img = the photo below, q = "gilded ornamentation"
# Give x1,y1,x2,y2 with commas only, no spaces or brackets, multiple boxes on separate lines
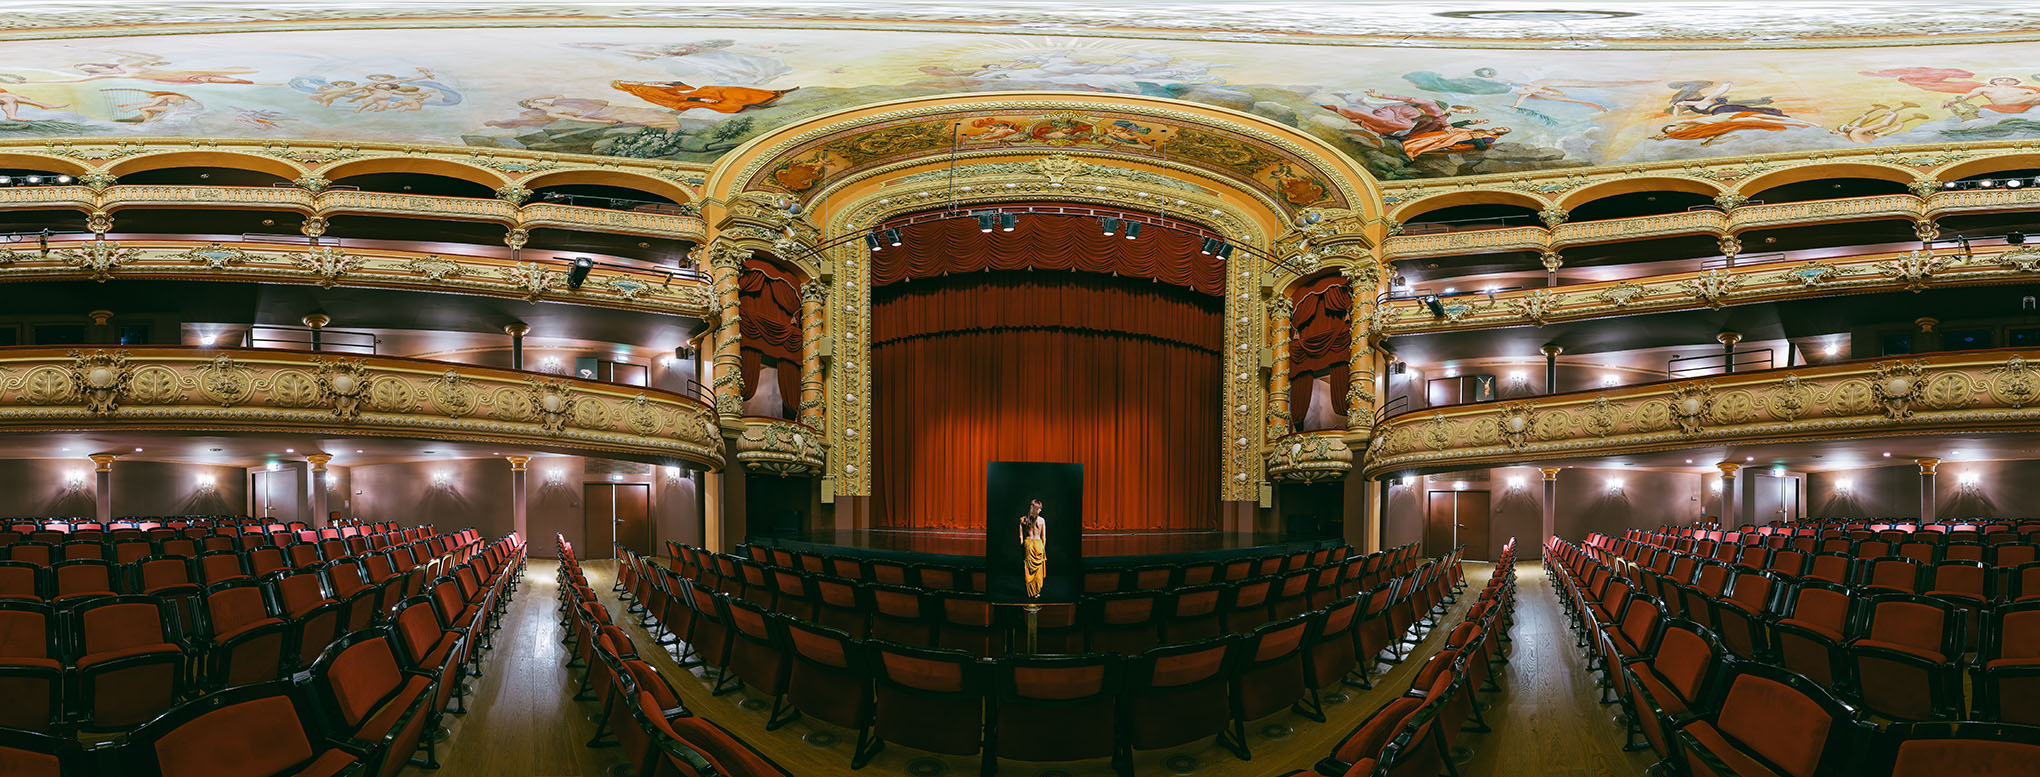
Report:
1683,269,1743,308
1779,261,1838,286
624,394,662,437
1667,382,1714,436
734,419,826,477
1494,402,1537,450
293,246,362,288
299,216,328,239
1714,192,1748,210
1717,234,1742,258
293,174,331,193
1597,282,1645,307
429,370,480,417
128,365,182,404
1999,247,2040,272
1263,430,1353,484
309,356,371,420
1538,205,1569,227
1032,154,1091,185
606,277,650,300
1582,395,1621,437
1914,220,1941,242
1513,288,1557,326
1877,250,1955,292
193,354,254,406
59,241,136,282
1909,177,1943,197
407,255,464,281
495,183,533,205
525,377,578,435
1987,357,2040,408
84,212,112,235
1769,374,1815,420
64,349,130,414
506,262,557,302
1539,251,1563,272
503,228,530,250
1869,359,1929,419
177,242,249,270
77,172,116,189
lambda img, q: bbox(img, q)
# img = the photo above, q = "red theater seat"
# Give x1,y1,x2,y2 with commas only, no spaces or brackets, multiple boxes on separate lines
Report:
119,680,360,777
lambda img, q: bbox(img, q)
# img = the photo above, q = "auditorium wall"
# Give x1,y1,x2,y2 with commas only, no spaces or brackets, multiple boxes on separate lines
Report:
0,459,249,519
349,456,701,557
1807,460,2040,520
1384,466,1706,554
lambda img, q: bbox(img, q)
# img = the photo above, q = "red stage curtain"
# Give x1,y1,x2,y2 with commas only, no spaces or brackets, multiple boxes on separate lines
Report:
1289,274,1353,418
873,209,1223,295
872,272,1221,532
739,261,802,412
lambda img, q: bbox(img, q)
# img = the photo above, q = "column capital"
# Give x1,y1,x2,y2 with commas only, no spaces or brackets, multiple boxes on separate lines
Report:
1539,343,1564,357
1715,461,1741,477
506,455,531,471
301,312,331,329
1716,330,1743,347
1914,457,1940,475
1539,467,1562,481
503,321,530,337
305,453,333,470
87,453,117,472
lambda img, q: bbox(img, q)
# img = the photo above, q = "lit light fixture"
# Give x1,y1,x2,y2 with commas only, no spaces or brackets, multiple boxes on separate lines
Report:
285,448,295,453
1601,374,1619,387
1443,366,1459,378
1709,480,1722,493
1442,287,1457,295
608,473,624,482
1823,344,1839,357
1123,221,1141,240
883,228,902,247
1958,471,1980,489
1507,371,1526,385
976,213,995,233
864,233,883,251
1483,286,1499,296
1505,476,1525,491
566,257,595,289
1980,179,1995,188
1201,237,1221,255
1398,475,1415,488
1745,456,1754,462
1100,217,1119,236
266,461,280,472
545,469,566,486
1684,459,1693,464
1607,478,1625,493
1421,295,1446,318
66,471,86,490
324,473,339,489
195,474,215,492
1452,480,1469,491
134,447,143,452
199,333,217,346
1000,212,1017,232
1835,478,1853,494
431,471,451,488
1882,452,1892,457
2009,179,2024,189
1771,465,1787,476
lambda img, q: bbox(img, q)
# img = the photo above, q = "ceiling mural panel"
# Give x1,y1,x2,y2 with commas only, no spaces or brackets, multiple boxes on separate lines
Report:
4,23,2040,179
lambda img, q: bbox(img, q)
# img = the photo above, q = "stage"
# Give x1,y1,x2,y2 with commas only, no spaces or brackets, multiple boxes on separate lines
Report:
746,528,1339,569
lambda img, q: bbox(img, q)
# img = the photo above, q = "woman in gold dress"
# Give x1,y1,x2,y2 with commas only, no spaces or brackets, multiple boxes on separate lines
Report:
1020,499,1047,599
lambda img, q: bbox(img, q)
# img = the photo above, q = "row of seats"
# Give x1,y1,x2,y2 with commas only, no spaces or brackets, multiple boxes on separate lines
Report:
1585,530,2040,722
0,526,495,735
1550,535,2040,777
1279,538,1520,777
624,540,1466,775
0,531,524,777
710,540,1357,596
1655,520,2040,539
0,527,458,563
558,535,795,777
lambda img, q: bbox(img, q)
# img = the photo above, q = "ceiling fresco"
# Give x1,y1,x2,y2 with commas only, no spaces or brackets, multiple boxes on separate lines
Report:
4,14,2040,180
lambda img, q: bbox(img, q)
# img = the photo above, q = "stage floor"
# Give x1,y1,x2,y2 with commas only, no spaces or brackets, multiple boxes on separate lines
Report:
754,528,1332,564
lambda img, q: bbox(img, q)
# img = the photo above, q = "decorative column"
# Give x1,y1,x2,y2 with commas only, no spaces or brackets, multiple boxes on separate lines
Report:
708,244,749,423
506,456,530,539
504,322,529,371
1343,264,1380,436
1915,457,1939,522
306,454,332,526
1716,462,1741,525
1540,467,1561,549
1267,295,1294,442
303,313,330,352
89,453,116,524
1717,331,1743,374
799,281,828,430
1541,344,1563,394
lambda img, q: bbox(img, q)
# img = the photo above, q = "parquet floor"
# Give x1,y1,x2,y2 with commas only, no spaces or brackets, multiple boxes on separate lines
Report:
406,559,1658,777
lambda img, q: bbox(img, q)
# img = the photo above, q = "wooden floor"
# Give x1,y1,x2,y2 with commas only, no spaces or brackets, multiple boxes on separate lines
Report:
407,559,1658,777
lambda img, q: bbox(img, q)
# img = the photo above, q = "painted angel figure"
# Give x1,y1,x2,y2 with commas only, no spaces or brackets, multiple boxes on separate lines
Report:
1864,68,2040,116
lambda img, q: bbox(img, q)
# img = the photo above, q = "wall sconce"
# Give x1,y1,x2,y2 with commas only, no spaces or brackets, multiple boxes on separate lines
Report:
1505,476,1525,491
664,466,681,483
324,473,339,490
1958,471,1980,490
195,474,215,493
66,471,87,490
1607,478,1625,494
1600,373,1620,387
544,469,566,486
1709,480,1722,493
1507,371,1526,386
1834,478,1853,494
431,471,451,488
1396,475,1415,488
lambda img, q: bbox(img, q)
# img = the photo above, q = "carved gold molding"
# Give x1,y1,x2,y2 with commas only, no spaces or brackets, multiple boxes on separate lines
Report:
1265,429,1355,484
0,347,723,469
1376,244,2038,334
733,418,827,477
1363,350,2040,477
0,239,712,316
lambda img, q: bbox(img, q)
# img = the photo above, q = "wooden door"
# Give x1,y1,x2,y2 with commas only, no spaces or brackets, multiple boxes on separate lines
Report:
1424,490,1492,560
1748,474,1800,524
615,483,651,557
585,484,616,559
253,469,299,522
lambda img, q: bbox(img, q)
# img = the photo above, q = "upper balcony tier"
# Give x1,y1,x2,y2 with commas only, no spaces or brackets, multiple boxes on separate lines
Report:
1363,347,2040,477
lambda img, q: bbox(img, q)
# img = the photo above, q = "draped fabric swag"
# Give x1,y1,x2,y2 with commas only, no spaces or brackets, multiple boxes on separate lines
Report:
872,272,1222,531
874,209,1224,295
739,260,803,416
1289,273,1353,427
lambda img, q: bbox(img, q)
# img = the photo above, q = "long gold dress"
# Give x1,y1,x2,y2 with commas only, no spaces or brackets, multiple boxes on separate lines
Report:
1023,518,1047,599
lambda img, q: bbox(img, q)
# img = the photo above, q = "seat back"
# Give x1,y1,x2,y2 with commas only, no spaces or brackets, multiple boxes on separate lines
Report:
1878,721,2040,777
1689,662,1868,777
118,680,343,777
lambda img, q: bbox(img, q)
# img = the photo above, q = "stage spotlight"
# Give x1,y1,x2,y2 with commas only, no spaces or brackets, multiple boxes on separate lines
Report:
865,233,883,251
1123,221,1141,240
976,213,995,233
1421,294,1446,318
1980,179,1995,188
2010,231,2026,245
1100,217,1119,236
883,228,902,247
1200,237,1220,255
55,175,71,184
567,257,594,289
1000,213,1017,232
1214,243,1234,260
1944,181,1958,189
2012,179,2025,189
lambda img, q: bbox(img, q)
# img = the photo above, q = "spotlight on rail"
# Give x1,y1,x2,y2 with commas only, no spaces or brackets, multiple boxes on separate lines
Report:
1000,212,1017,232
977,213,996,233
1123,221,1141,240
1422,295,1446,318
1100,217,1119,237
567,257,595,290
865,233,883,251
2009,231,2026,246
883,228,902,247
1200,237,1220,255
1214,243,1234,260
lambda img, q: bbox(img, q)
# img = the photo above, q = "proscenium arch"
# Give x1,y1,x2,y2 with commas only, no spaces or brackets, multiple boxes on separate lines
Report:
1390,189,1550,222
704,90,1382,232
1555,176,1728,211
105,150,305,182
1735,161,1918,198
521,169,696,206
320,157,511,191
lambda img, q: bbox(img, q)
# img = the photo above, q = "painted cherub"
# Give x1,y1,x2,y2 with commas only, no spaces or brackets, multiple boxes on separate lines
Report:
0,88,67,121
